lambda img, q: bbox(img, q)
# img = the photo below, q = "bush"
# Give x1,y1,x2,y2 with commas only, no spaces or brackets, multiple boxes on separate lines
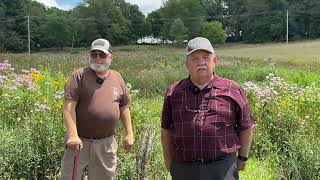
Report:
0,62,65,179
244,73,320,178
201,21,226,44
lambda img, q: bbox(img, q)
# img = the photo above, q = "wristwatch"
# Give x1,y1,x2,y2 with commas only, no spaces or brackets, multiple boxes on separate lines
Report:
237,155,248,161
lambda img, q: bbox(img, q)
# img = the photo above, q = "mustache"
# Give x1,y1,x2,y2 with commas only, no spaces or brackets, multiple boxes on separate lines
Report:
89,62,110,72
196,65,208,70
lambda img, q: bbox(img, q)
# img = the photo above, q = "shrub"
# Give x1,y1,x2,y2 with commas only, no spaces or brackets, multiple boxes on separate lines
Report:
244,73,320,178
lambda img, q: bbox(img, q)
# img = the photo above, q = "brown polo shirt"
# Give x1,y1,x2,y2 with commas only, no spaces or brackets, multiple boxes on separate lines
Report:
161,74,254,161
64,67,130,138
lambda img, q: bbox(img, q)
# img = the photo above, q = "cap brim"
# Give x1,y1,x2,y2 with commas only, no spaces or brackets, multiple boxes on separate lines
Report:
186,48,214,55
90,46,110,54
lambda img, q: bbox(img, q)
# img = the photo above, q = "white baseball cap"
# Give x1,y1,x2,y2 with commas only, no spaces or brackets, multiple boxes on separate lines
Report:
186,37,214,55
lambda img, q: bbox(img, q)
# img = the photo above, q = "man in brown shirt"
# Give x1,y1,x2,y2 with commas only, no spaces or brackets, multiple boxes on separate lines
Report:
161,37,254,180
61,38,134,180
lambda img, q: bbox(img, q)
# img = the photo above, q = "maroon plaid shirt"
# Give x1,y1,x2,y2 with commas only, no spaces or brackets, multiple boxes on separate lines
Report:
161,74,254,162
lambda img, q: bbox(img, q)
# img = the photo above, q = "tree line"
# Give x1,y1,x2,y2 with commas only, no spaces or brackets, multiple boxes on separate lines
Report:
1,0,320,52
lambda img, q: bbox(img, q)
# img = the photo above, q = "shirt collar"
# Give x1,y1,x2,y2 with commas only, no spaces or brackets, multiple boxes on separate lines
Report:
181,73,221,90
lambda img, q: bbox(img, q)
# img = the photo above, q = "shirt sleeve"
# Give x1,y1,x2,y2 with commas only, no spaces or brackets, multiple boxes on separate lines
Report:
64,73,80,102
119,77,131,108
161,86,173,129
236,87,255,131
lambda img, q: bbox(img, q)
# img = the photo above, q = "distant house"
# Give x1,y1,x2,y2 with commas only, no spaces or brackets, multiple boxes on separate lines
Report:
137,36,173,44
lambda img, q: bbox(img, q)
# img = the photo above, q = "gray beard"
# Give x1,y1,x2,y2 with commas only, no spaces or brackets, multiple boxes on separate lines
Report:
89,62,110,72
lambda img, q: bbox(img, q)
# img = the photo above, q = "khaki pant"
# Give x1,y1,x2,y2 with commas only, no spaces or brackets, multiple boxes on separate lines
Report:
61,136,118,180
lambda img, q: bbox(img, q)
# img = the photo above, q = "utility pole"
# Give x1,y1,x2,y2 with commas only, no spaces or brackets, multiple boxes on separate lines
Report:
286,9,288,44
27,15,31,54
72,35,74,51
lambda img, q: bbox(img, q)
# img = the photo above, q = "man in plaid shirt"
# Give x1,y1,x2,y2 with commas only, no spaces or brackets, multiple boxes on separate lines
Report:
161,37,254,180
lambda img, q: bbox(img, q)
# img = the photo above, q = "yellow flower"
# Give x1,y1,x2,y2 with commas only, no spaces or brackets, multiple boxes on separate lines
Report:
54,103,62,109
279,100,287,108
28,72,44,82
53,80,60,85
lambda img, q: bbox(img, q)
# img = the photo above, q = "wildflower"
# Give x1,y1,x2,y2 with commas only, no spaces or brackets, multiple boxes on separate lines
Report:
30,68,41,74
0,61,11,71
0,75,8,83
54,103,62,109
28,72,44,82
3,85,17,90
126,83,132,90
21,69,30,74
53,80,60,85
54,94,62,99
35,102,50,112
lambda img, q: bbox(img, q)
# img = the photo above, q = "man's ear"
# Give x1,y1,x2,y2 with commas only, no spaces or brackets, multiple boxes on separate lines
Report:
184,57,188,68
109,53,113,60
213,54,219,63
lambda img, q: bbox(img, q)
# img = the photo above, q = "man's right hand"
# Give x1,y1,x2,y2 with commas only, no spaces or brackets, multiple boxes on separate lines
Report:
66,136,83,153
164,159,172,172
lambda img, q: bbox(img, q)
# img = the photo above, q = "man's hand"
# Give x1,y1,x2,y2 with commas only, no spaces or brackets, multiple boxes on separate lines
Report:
164,158,172,172
123,133,134,153
66,136,83,154
237,159,246,171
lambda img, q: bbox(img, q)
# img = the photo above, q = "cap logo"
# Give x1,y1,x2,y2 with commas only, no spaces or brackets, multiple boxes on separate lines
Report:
91,38,112,54
112,87,121,101
93,40,105,47
187,41,201,52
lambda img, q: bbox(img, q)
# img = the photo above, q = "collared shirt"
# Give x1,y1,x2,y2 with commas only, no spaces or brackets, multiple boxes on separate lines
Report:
161,74,254,162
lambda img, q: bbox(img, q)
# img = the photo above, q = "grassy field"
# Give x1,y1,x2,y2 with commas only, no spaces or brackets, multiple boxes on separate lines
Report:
217,40,320,66
1,40,320,179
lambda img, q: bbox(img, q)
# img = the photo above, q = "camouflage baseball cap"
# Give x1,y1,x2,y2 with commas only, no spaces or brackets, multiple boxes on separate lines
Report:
90,38,112,54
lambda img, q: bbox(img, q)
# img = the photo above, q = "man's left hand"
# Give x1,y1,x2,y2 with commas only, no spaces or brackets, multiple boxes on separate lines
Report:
123,133,134,153
237,159,246,171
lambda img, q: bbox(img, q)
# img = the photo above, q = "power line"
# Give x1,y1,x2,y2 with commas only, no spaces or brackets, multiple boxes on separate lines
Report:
0,9,318,24
0,17,27,23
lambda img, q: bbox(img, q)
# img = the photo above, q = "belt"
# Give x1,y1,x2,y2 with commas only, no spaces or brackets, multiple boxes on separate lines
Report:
189,156,225,164
182,154,231,164
79,134,114,140
190,159,213,164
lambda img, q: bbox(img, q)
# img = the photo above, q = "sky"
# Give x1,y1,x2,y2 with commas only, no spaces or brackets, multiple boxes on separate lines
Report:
33,0,163,15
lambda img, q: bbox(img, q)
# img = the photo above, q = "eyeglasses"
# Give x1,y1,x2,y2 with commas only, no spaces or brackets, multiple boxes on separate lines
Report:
184,89,215,113
90,51,107,59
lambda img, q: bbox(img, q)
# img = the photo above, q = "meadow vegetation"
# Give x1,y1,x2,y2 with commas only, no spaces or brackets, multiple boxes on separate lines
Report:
0,40,320,179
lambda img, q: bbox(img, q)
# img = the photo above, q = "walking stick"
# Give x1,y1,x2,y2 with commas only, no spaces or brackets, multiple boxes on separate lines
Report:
72,145,80,180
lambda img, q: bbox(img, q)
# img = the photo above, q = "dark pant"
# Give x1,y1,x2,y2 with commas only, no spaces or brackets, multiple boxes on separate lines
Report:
170,153,239,180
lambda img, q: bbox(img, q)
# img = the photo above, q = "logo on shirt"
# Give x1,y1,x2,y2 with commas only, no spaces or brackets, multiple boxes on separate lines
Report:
112,87,121,101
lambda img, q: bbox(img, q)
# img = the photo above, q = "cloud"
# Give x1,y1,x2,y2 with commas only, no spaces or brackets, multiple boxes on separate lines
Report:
33,0,74,10
126,0,162,15
33,0,163,14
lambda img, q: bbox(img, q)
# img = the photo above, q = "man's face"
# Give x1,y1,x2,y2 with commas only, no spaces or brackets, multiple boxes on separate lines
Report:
185,50,217,78
89,50,112,72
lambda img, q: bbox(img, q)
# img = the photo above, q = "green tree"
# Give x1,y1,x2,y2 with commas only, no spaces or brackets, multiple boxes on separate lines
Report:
169,18,188,45
72,0,130,45
0,0,29,52
121,4,150,43
241,0,288,42
38,17,73,49
26,1,47,50
146,9,165,39
162,0,205,39
223,0,246,41
201,21,226,44
289,0,320,39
